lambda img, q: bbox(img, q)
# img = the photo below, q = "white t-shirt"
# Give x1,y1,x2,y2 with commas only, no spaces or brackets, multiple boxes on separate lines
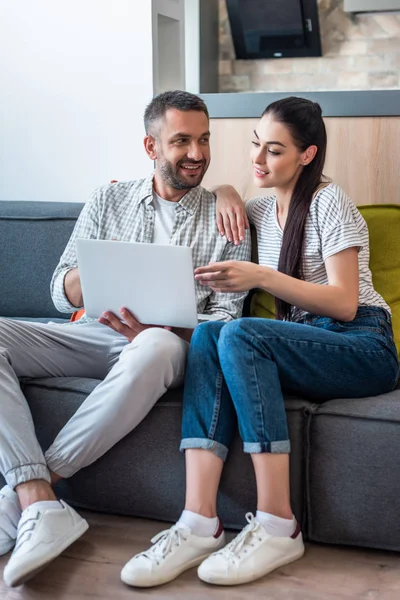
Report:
151,191,177,245
246,183,390,322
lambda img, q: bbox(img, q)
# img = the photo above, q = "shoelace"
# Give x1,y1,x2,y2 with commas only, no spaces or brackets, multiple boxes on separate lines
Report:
13,511,41,553
218,513,263,559
138,524,190,564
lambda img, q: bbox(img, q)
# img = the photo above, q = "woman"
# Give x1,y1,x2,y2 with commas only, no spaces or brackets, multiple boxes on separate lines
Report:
120,97,399,588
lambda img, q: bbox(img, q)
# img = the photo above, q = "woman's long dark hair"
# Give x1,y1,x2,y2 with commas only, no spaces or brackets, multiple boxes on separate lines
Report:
262,97,327,321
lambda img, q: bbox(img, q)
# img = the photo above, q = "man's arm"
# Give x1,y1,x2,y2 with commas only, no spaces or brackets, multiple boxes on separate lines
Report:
201,228,252,321
50,189,101,313
64,267,83,308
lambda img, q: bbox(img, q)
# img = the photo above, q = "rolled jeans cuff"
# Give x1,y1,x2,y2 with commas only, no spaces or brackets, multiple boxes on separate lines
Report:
5,463,51,491
180,438,229,462
243,440,291,454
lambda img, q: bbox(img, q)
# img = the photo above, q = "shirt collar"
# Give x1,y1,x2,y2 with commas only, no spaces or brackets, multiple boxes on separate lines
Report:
137,172,201,215
177,186,201,215
137,173,154,207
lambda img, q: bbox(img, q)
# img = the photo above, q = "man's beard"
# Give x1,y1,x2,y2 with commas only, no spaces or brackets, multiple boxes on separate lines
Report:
159,157,207,190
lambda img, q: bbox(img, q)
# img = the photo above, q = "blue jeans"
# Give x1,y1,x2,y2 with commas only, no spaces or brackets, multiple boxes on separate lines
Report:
180,306,399,461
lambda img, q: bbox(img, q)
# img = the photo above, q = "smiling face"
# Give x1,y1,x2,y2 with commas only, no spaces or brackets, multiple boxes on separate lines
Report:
251,113,315,191
146,108,211,191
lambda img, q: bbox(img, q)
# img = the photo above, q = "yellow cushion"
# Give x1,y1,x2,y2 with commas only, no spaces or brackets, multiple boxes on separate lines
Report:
250,204,400,357
359,204,400,356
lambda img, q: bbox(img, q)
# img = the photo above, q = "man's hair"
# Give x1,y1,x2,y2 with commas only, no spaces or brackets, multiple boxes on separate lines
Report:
144,90,209,136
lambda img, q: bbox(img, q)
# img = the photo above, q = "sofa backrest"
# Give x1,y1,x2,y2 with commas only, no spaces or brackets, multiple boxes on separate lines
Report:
0,201,83,318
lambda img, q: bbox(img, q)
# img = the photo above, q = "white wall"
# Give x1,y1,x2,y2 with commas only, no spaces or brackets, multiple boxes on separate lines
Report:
184,0,200,94
152,0,185,94
0,1,154,202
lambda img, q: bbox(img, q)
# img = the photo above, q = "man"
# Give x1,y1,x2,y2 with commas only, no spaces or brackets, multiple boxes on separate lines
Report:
0,90,251,587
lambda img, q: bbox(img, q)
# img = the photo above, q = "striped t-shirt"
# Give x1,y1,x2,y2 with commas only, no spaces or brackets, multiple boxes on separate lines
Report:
246,183,390,322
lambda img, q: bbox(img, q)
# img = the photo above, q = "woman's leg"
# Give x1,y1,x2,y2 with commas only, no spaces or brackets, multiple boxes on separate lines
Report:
217,317,397,457
198,316,397,586
180,321,238,461
184,450,224,518
180,320,239,517
220,316,397,515
121,322,234,588
252,453,291,518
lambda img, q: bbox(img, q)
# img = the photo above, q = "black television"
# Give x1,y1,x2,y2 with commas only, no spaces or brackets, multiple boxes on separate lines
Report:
226,0,322,59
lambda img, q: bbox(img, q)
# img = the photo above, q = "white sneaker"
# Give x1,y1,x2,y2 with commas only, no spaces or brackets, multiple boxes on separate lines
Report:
3,500,89,587
198,512,305,586
0,486,21,556
121,519,225,588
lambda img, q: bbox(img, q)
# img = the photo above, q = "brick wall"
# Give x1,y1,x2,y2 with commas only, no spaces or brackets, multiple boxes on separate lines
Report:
219,0,400,92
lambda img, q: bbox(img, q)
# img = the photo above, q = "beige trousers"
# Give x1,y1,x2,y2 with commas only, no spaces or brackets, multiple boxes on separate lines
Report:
0,318,188,489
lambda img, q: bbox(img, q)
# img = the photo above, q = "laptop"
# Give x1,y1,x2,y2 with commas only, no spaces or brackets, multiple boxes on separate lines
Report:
76,239,217,329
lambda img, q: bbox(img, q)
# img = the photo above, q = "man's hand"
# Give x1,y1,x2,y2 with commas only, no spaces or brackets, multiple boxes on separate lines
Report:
99,307,171,342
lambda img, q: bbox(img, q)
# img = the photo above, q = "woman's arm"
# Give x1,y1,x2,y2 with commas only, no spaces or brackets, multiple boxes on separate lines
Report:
212,185,249,245
259,247,359,321
195,246,359,322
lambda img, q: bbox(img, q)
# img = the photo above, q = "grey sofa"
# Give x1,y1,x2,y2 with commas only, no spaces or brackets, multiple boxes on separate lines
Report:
1,200,399,552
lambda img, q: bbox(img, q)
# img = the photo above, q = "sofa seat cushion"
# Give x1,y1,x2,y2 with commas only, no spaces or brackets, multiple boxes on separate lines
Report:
18,377,312,530
306,380,400,551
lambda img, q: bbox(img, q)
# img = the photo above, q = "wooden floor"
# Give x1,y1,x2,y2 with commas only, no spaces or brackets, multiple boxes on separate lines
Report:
0,510,399,600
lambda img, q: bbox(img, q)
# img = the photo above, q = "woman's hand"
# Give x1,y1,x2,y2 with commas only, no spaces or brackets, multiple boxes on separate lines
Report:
214,185,249,245
195,261,265,293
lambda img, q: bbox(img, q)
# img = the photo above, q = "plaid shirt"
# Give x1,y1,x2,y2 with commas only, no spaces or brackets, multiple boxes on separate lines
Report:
51,173,252,323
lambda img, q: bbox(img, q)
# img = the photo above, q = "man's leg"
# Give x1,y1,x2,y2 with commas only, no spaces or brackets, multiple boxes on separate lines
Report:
0,318,118,493
0,318,120,586
45,327,189,478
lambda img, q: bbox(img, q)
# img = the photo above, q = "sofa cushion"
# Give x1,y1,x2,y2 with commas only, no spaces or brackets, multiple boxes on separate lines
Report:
16,377,313,531
250,286,275,319
0,201,83,319
306,379,400,551
359,204,400,356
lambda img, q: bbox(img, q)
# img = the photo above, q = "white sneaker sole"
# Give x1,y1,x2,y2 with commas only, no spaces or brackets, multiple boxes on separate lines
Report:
121,551,216,588
4,518,89,587
198,545,305,586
